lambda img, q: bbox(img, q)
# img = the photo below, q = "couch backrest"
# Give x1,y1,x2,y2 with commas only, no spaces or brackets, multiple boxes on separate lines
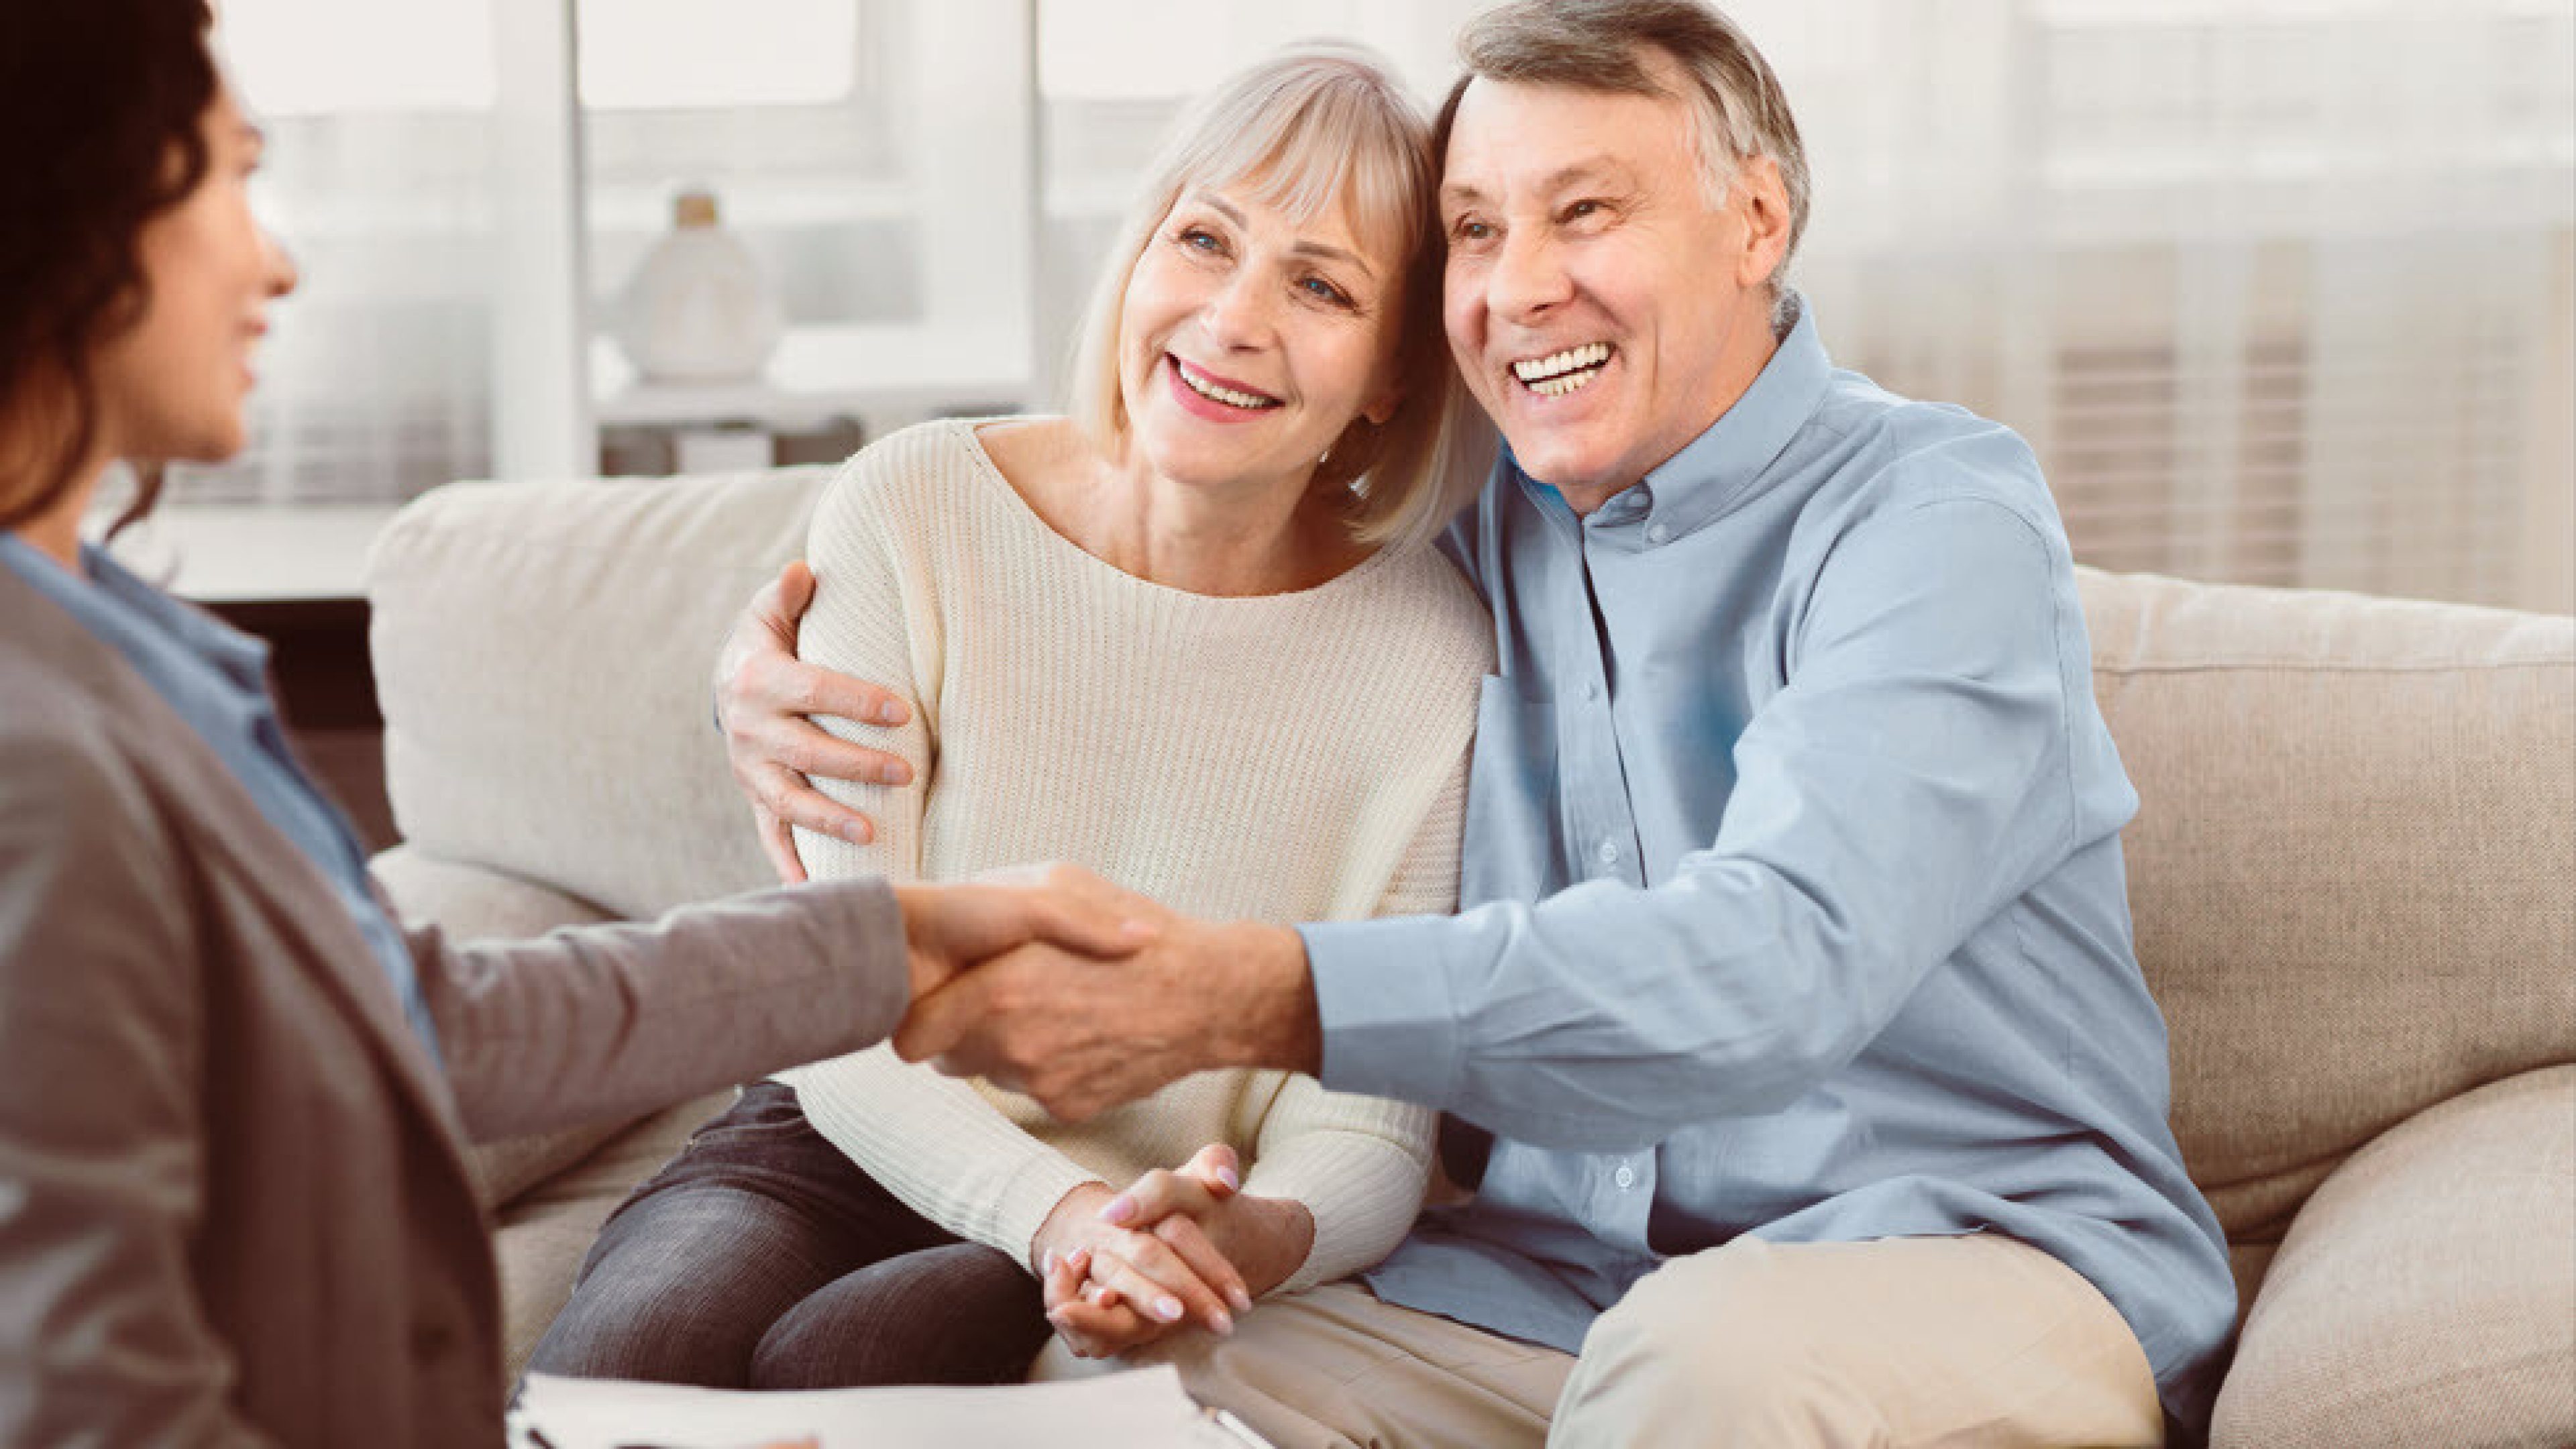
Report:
2077,568,2575,1246
367,467,834,920
366,470,2576,1248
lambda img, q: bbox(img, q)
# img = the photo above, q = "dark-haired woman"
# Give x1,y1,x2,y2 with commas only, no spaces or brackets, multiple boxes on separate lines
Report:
0,7,1142,1444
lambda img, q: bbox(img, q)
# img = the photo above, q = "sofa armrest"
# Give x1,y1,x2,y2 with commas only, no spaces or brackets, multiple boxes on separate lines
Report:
2211,1065,2575,1449
369,845,642,1208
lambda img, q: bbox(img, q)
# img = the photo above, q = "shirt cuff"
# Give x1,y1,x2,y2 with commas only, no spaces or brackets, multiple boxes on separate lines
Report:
1301,916,1465,1112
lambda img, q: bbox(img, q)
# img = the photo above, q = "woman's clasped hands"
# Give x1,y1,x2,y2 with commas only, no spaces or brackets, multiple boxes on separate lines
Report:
1033,1143,1316,1359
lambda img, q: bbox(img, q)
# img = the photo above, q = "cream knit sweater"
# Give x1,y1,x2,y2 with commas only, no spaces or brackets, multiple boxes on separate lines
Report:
778,419,1491,1294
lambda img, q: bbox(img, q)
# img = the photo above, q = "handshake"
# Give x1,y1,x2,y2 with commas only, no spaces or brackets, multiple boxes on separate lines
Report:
880,863,1318,1122
883,865,1320,1354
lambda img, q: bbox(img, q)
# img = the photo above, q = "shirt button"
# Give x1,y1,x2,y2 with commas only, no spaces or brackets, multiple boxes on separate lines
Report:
1597,839,1621,867
1613,1164,1638,1190
1580,681,1599,702
1646,522,1672,545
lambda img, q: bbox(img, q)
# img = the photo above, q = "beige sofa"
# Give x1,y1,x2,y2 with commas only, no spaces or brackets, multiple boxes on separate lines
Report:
364,465,2576,1446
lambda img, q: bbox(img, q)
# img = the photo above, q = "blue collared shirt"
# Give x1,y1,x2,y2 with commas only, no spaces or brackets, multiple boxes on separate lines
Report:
1302,299,2233,1429
2,533,440,1062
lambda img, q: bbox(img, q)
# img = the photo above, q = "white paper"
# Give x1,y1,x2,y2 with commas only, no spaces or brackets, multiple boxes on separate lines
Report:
508,1364,1269,1449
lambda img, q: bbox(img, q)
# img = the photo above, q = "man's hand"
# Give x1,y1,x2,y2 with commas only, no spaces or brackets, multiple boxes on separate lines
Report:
892,867,1324,1120
714,561,920,882
889,870,1161,1002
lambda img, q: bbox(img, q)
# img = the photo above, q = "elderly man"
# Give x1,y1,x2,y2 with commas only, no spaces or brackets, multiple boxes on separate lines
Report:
717,2,2233,1444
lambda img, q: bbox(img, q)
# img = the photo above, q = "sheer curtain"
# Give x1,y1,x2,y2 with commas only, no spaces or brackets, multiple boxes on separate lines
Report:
170,0,501,508
1042,0,2575,610
1743,0,2576,610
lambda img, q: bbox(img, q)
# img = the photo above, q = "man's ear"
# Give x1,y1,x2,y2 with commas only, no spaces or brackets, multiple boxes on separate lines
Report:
1733,154,1793,290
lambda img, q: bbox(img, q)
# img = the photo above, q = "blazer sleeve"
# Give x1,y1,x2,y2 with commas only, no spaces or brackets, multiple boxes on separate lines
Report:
0,731,279,1448
410,876,912,1144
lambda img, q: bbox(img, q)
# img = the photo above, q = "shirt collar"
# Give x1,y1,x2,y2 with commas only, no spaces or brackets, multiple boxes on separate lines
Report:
1508,292,1835,543
1,532,274,710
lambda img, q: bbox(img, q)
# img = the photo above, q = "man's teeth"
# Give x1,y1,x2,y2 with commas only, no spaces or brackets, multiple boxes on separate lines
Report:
1177,361,1279,410
1512,342,1612,396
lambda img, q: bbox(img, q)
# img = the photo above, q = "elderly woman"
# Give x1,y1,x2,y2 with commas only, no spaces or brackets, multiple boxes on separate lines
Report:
0,5,1153,1446
527,46,1492,1390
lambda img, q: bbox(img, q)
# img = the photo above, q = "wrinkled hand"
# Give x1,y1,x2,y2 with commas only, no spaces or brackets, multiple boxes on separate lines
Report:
1041,1246,1159,1359
714,560,919,882
1042,1146,1296,1358
1032,1177,1242,1357
894,867,1322,1121
1097,1144,1312,1305
889,871,1161,1002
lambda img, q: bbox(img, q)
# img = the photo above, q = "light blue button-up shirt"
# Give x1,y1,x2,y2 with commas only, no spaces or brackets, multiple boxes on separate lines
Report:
1,533,441,1061
1302,299,2233,1430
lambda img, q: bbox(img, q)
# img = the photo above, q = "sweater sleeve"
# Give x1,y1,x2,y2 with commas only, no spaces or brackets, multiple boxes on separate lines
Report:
783,1048,1106,1269
780,439,1110,1270
1236,753,1464,1292
787,449,931,885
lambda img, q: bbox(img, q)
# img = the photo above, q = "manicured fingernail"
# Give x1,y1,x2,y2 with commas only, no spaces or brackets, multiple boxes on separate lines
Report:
1041,1250,1058,1275
877,702,908,725
1152,1295,1184,1323
1209,1309,1234,1336
841,820,871,844
1228,1287,1253,1313
1067,1248,1091,1271
1121,918,1159,941
879,763,912,786
1215,1166,1241,1192
1098,1194,1136,1226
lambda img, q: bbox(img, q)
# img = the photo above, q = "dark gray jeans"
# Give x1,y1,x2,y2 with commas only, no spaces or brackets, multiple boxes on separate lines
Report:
526,1079,1051,1389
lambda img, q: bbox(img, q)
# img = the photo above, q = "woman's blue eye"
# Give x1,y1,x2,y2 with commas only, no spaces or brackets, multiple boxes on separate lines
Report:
1301,277,1350,306
1181,228,1222,252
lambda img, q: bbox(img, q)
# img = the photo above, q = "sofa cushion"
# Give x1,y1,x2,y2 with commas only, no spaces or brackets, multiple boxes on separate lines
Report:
2076,568,2576,1256
2209,1066,2576,1448
366,468,835,922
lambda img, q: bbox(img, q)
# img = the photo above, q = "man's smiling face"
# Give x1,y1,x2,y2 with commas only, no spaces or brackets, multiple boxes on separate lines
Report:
1439,56,1788,513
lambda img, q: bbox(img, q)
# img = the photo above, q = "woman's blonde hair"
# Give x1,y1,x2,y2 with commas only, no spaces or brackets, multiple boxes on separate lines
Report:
1066,42,1479,553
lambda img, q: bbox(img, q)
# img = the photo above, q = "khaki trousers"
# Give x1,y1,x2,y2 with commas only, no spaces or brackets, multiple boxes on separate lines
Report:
1053,1233,2163,1449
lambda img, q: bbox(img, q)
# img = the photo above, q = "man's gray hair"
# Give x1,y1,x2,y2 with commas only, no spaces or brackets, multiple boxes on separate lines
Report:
1436,0,1811,321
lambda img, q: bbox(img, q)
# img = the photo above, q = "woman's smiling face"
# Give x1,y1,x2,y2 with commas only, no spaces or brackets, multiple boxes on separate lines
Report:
93,83,299,468
1116,182,1405,498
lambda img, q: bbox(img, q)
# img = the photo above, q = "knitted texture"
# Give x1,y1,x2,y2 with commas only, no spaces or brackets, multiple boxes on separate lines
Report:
780,419,1491,1293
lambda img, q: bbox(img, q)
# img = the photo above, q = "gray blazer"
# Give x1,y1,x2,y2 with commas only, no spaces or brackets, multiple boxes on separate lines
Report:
0,564,911,1447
